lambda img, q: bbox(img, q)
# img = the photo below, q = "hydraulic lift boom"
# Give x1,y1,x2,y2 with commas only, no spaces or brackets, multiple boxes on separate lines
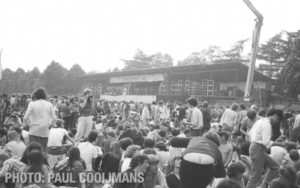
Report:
242,0,264,100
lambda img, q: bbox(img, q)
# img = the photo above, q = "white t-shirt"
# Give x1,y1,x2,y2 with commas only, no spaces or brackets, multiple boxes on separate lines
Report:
269,146,287,165
47,128,68,147
22,130,29,144
121,158,132,172
78,142,101,171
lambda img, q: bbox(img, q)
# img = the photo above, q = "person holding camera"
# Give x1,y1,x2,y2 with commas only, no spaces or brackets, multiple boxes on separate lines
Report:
74,89,95,142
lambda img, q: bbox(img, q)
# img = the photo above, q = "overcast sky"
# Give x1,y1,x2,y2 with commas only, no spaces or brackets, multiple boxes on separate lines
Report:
0,0,299,73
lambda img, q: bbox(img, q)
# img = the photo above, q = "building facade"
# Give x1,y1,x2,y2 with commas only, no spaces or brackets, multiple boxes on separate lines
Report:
81,62,270,106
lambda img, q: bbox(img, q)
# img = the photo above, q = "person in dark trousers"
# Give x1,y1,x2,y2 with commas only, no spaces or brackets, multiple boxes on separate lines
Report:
200,101,211,133
185,97,203,137
246,108,284,188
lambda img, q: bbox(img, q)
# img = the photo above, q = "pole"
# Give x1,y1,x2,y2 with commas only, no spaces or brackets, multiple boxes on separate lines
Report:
242,0,264,99
244,19,263,97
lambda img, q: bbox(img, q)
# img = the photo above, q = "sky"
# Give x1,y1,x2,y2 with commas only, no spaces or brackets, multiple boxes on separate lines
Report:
0,0,299,73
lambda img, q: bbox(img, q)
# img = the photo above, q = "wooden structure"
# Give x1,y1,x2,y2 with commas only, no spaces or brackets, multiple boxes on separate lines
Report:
80,61,270,106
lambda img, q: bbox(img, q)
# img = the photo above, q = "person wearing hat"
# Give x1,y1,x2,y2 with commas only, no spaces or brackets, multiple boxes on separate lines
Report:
74,88,95,142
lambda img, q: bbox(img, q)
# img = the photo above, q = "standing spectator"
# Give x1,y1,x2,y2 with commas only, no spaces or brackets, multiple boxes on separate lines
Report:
155,100,168,124
23,87,57,151
0,95,6,127
186,97,203,137
75,88,95,142
177,102,186,122
246,109,284,188
220,103,239,134
237,103,247,126
151,101,157,120
69,97,79,130
61,99,71,130
201,101,211,133
142,104,151,126
2,94,11,125
240,110,260,141
293,112,300,129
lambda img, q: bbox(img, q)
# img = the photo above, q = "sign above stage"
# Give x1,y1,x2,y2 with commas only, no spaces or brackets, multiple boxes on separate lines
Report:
110,74,164,83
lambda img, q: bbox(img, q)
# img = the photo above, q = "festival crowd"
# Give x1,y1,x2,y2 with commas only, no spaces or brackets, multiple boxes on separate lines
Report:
0,87,300,188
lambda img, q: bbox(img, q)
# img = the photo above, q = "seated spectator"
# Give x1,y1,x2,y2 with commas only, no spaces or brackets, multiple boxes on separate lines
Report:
270,166,297,188
0,128,7,147
119,137,133,156
154,141,170,170
121,145,141,172
269,137,288,165
216,179,242,188
282,149,300,168
144,154,168,188
21,151,52,188
78,131,103,172
114,154,149,188
65,147,86,188
103,130,116,153
226,162,246,188
143,148,157,155
218,131,233,168
4,130,26,158
100,141,122,180
166,155,183,188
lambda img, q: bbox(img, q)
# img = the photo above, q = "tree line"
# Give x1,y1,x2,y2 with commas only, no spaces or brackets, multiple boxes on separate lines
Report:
0,62,85,96
1,30,299,98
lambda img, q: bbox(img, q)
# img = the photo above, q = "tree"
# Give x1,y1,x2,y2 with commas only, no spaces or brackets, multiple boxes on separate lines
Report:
14,68,27,93
257,33,286,78
68,64,85,78
277,56,300,98
274,30,300,99
0,68,14,94
151,53,173,67
199,46,224,63
122,49,173,70
27,67,41,93
178,52,208,66
41,61,68,95
112,67,120,72
223,39,249,61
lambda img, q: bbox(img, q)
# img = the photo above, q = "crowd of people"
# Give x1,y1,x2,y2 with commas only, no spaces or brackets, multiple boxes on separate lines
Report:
0,86,300,188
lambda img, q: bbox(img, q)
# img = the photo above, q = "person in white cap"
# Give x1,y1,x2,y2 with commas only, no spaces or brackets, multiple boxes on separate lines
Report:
74,88,95,142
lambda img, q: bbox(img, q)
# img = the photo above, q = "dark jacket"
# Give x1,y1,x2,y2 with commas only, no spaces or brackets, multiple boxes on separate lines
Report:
201,107,211,131
170,136,226,178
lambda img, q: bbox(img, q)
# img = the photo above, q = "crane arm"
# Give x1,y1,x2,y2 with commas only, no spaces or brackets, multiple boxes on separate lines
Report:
242,0,264,99
242,0,263,21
